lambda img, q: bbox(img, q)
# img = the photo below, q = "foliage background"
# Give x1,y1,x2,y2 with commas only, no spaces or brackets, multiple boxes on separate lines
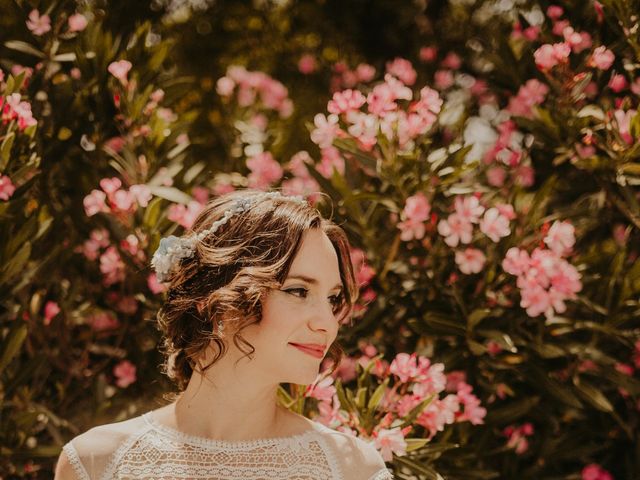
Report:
1,0,639,478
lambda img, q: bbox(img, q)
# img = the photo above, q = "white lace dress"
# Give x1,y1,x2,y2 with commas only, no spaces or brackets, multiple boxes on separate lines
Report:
62,411,394,479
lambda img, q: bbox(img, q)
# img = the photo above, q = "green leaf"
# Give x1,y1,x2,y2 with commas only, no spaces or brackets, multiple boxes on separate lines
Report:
0,322,28,374
1,242,31,282
405,438,431,452
4,40,46,59
147,186,193,204
394,455,442,479
143,196,165,229
367,378,389,411
573,377,614,412
0,132,15,170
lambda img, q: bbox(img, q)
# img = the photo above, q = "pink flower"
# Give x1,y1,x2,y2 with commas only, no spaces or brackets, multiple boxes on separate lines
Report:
216,76,235,97
167,201,205,229
487,167,507,187
113,360,137,388
520,284,551,317
385,58,417,86
454,196,485,223
310,113,340,148
112,189,134,212
129,184,152,207
373,427,406,461
389,353,418,383
608,73,628,92
479,208,511,242
504,423,533,454
147,273,167,294
397,193,431,241
0,175,16,201
419,46,438,62
441,52,461,70
43,301,60,326
507,79,549,118
614,109,635,145
446,371,466,392
455,382,486,425
582,464,613,480
3,93,37,130
546,5,563,19
89,311,120,331
438,213,473,247
83,189,108,216
298,54,317,74
317,147,345,178
588,46,615,70
356,63,376,82
100,246,125,286
305,375,336,402
502,248,530,276
108,60,132,85
615,362,633,376
246,152,284,189
68,13,88,32
534,43,571,70
434,70,454,90
544,220,576,256
417,395,460,438
455,248,486,274
327,89,366,115
486,341,503,356
26,9,51,36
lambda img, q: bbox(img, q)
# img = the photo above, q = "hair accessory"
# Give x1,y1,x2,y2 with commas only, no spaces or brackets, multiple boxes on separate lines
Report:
151,191,307,283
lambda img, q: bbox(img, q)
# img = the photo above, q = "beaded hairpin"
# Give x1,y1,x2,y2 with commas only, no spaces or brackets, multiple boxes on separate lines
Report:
151,191,307,284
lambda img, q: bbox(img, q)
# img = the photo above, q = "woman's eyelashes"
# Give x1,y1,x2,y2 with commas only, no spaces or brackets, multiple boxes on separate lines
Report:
284,287,343,310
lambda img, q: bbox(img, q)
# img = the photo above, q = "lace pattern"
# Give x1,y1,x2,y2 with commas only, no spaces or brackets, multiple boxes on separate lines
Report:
368,467,394,480
99,412,342,479
62,442,90,480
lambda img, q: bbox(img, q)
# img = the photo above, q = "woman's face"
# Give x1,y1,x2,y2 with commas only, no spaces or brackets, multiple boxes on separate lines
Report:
239,228,345,385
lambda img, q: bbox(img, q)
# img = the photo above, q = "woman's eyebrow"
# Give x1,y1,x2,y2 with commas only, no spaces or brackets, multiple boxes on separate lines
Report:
286,274,342,290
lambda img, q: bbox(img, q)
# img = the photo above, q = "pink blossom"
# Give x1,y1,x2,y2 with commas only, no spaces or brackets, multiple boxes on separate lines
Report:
216,76,235,97
438,213,473,247
2,93,37,130
507,79,549,118
546,5,563,19
298,54,317,74
419,46,438,62
350,248,375,286
373,427,406,461
496,203,516,220
43,301,60,326
520,284,551,317
479,208,511,242
385,58,417,86
397,193,431,241
100,246,125,285
582,464,613,480
78,228,109,260
335,356,358,383
544,220,576,256
389,353,418,383
310,113,340,149
0,175,16,201
456,382,486,424
108,60,132,85
486,341,503,356
116,296,138,315
366,75,412,118
614,109,636,145
83,189,108,216
441,52,461,70
417,395,460,438
246,152,284,189
306,375,336,402
327,89,366,115
504,423,533,454
99,177,122,195
26,9,51,36
346,111,378,149
434,70,454,90
486,167,507,187
534,43,571,70
129,184,152,207
445,371,466,392
515,164,535,187
167,201,205,229
413,360,447,397
88,311,120,331
112,189,134,212
146,272,166,294
317,147,345,178
502,248,530,276
455,248,486,274
355,63,376,82
588,46,615,70
454,196,485,223
615,362,633,376
68,13,88,32
113,360,137,388
608,74,628,92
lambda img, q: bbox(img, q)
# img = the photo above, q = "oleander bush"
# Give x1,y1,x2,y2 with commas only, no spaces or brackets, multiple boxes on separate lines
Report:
0,0,638,479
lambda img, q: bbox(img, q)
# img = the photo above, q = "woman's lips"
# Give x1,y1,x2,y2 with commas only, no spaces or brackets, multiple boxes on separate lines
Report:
289,343,325,359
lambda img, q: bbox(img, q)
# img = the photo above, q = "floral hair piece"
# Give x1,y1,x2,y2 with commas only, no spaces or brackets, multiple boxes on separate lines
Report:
151,191,308,283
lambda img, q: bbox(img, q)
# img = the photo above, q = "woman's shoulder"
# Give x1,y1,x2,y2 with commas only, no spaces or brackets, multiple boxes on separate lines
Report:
57,413,150,480
310,421,391,479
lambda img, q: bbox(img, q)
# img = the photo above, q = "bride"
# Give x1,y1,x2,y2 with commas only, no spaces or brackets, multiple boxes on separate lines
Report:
55,189,393,479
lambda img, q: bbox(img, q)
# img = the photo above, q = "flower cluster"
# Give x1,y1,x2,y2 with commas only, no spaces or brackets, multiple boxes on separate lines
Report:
83,177,152,218
502,220,582,319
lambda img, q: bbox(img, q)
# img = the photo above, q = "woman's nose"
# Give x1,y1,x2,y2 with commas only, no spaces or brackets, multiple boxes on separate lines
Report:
308,297,337,332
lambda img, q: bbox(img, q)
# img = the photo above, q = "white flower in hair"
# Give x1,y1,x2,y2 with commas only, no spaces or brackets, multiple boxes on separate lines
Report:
151,191,307,283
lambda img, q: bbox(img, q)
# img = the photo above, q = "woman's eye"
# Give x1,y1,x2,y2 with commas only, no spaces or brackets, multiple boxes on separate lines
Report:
285,288,308,298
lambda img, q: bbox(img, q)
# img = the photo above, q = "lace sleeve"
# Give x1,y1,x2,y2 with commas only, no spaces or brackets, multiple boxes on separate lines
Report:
367,467,394,479
61,442,90,480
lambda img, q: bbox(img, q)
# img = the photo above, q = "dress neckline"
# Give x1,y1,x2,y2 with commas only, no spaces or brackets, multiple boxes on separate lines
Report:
142,410,322,450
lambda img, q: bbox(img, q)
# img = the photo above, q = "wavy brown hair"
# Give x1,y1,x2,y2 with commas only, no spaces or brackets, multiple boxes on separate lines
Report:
156,188,358,391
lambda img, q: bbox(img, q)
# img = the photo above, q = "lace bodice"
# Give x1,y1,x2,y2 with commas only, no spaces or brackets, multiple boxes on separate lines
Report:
62,411,393,479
